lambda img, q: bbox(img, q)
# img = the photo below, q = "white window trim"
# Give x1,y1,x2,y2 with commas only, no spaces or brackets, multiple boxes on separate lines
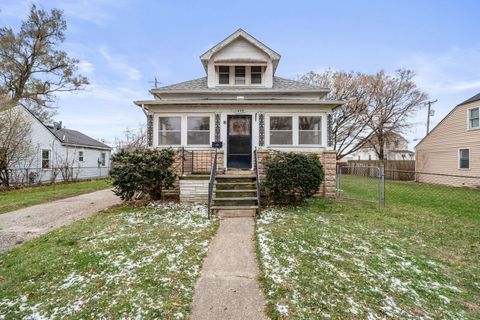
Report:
467,107,480,130
216,65,265,87
41,149,51,170
458,147,470,170
155,114,214,148
298,115,323,146
100,152,107,167
157,115,182,147
187,115,212,147
78,151,84,162
266,113,326,148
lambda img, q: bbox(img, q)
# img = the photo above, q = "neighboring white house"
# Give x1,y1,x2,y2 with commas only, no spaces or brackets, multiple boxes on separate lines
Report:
3,105,111,185
134,29,341,197
348,132,414,161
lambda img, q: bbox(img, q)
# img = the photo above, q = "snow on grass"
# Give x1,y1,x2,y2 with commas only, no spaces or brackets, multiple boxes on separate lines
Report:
256,205,470,319
0,202,217,320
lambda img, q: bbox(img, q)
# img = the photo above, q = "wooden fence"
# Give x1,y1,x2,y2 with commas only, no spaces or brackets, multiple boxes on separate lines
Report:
345,160,416,181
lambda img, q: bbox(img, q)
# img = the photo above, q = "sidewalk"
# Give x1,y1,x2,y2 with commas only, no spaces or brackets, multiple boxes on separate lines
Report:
0,189,121,253
190,217,266,320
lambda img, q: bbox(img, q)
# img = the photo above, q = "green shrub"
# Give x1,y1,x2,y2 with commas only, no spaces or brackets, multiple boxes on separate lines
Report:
110,148,176,201
262,152,324,204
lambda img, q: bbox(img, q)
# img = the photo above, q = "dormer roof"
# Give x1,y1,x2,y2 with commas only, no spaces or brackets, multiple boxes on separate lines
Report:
200,29,281,73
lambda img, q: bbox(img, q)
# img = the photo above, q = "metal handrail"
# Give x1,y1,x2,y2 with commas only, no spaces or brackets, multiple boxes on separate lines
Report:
254,147,261,215
207,149,218,219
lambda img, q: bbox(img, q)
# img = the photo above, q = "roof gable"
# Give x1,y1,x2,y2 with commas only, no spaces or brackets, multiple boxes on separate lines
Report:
458,92,480,106
200,29,281,72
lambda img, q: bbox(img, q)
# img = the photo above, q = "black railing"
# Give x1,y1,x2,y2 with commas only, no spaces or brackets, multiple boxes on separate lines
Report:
207,149,218,218
180,148,216,175
254,147,261,215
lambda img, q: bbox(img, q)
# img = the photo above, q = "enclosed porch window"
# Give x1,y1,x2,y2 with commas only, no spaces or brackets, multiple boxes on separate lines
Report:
269,116,293,145
159,117,181,145
187,116,210,145
299,116,322,145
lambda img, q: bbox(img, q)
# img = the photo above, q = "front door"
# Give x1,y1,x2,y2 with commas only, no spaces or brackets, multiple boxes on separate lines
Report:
227,115,252,169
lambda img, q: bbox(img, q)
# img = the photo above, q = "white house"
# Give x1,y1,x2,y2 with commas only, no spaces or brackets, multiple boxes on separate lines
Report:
134,29,341,202
2,105,111,185
348,132,414,161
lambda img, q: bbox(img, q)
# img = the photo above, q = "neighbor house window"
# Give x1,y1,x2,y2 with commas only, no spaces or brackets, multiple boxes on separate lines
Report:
100,153,106,166
78,151,84,162
251,66,262,84
469,107,479,129
42,150,50,169
299,116,322,145
159,117,181,145
459,148,470,169
269,116,293,145
219,66,230,84
187,116,210,145
235,66,246,84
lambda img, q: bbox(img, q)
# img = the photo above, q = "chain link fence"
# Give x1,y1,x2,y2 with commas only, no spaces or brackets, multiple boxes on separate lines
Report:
0,166,110,188
337,166,480,215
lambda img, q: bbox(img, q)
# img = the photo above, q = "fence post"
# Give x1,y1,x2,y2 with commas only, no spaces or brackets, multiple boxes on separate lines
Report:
380,165,385,207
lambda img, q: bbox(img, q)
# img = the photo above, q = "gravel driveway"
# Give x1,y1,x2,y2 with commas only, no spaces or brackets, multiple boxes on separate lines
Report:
0,189,121,253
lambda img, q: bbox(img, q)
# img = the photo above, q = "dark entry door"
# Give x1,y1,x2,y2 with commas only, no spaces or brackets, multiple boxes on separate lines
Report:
227,115,252,169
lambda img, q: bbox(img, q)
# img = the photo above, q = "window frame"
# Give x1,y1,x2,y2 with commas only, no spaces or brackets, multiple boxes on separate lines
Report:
41,149,51,169
250,66,263,84
298,116,322,146
187,116,211,146
218,66,230,85
268,115,294,146
99,152,106,167
235,66,246,85
458,148,470,169
158,116,182,147
78,151,84,162
468,107,479,130
266,114,326,148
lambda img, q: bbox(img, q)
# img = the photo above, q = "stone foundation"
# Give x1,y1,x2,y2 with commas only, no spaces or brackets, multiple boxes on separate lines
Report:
179,176,209,203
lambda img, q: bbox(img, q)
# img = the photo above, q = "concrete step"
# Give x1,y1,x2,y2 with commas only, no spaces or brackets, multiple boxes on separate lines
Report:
214,197,257,201
211,205,259,210
216,208,256,218
215,190,257,198
215,182,256,190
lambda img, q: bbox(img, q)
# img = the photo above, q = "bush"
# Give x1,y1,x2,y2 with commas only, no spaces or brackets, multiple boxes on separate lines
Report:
110,148,176,201
262,152,324,204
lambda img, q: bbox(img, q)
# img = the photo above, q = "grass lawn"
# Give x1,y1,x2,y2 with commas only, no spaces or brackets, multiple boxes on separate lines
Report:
0,179,112,214
0,203,218,319
257,188,480,318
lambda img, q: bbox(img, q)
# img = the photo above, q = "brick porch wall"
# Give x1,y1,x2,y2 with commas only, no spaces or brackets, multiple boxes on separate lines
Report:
256,149,337,198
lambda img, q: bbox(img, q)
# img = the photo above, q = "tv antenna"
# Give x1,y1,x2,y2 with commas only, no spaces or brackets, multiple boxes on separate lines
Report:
148,77,161,88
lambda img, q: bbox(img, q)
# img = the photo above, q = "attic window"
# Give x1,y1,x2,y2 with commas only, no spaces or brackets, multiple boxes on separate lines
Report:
235,66,246,84
469,107,479,129
251,66,262,84
219,66,229,84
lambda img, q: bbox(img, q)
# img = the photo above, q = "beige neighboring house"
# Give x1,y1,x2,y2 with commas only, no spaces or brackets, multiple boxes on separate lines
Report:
348,132,414,161
415,93,480,188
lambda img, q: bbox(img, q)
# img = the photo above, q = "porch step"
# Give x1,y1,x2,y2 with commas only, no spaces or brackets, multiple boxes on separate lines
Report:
211,205,259,210
216,208,256,218
215,182,256,190
211,173,260,216
214,197,257,201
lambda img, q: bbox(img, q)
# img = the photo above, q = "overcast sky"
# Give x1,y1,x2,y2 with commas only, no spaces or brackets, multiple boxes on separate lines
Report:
1,0,480,147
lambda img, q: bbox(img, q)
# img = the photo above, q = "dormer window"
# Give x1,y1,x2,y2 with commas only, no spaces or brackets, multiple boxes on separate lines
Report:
219,66,230,84
235,66,246,84
251,66,262,84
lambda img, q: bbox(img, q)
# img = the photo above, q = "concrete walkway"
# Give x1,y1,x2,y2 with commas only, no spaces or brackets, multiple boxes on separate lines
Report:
0,189,121,253
190,217,266,320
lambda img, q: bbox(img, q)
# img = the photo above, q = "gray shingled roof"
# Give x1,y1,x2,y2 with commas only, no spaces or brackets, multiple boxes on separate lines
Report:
154,76,324,92
459,92,480,106
48,127,111,149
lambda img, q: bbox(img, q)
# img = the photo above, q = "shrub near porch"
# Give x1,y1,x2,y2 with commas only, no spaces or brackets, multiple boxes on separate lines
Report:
0,203,218,319
256,198,480,319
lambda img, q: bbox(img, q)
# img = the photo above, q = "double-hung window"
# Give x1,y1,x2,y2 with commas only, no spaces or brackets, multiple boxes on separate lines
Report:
100,153,106,166
42,150,50,169
269,116,293,145
469,107,479,129
235,66,246,84
159,117,181,145
78,151,84,162
187,116,210,145
251,66,262,84
299,116,322,145
459,149,470,169
219,66,230,84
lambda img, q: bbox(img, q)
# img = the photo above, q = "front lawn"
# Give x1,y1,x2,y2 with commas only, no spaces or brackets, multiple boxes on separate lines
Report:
0,203,218,319
257,197,480,319
0,179,112,214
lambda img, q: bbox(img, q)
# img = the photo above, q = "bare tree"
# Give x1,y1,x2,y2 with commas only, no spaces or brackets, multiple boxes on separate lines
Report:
0,98,35,187
115,126,147,152
299,70,374,159
0,4,88,121
299,69,427,161
364,70,428,160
